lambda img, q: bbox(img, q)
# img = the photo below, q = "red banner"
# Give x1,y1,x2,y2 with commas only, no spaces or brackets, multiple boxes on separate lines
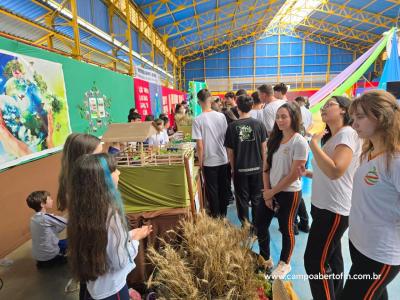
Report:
162,86,185,126
134,78,151,120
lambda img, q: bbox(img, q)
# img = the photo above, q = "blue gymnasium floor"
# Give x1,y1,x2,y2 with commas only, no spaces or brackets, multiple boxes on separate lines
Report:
225,181,400,299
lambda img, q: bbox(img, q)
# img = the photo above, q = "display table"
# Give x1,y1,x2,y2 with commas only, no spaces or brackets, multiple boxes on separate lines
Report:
126,207,190,291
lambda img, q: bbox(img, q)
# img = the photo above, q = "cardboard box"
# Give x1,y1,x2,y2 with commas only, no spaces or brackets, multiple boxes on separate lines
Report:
102,122,157,143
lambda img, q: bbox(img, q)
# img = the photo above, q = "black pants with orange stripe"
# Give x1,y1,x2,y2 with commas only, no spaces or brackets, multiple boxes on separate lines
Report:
265,191,301,263
304,205,348,300
338,242,400,300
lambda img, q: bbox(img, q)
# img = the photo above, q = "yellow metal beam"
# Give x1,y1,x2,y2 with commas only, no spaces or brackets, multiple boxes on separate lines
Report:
172,2,282,51
314,2,397,29
293,17,381,45
277,32,281,83
167,1,279,40
124,0,134,75
326,44,331,83
301,38,305,89
107,0,178,66
70,0,81,59
183,26,368,62
0,8,131,72
146,0,210,20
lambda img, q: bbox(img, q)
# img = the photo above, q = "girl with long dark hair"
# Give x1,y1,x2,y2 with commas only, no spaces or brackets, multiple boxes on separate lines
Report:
68,153,152,300
263,102,309,277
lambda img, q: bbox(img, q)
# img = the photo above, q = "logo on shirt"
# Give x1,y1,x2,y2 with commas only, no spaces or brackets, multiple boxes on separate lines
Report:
364,166,379,186
237,125,255,142
283,147,289,155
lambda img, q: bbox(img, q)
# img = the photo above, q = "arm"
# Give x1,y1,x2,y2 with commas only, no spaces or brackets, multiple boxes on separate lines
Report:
261,141,267,187
310,136,353,180
227,147,234,173
269,159,306,195
46,110,54,148
45,214,67,233
196,139,204,168
0,111,32,157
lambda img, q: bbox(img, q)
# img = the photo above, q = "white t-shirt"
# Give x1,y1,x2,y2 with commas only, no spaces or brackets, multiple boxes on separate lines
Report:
30,213,67,261
87,214,139,299
263,99,287,133
270,133,309,192
250,109,264,124
147,130,169,146
192,110,228,167
349,154,400,265
311,126,362,216
300,106,313,130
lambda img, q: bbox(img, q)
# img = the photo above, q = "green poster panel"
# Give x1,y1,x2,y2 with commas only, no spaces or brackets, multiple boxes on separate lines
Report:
188,81,207,117
0,36,135,136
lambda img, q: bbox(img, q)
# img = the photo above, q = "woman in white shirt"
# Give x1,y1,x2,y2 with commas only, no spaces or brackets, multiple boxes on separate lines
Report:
263,102,308,277
339,90,400,300
301,96,361,300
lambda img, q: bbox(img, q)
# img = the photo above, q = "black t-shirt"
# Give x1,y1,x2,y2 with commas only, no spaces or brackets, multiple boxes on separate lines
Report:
224,117,267,175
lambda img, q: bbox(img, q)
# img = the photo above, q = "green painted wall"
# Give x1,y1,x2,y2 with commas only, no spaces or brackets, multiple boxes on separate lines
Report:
0,36,135,136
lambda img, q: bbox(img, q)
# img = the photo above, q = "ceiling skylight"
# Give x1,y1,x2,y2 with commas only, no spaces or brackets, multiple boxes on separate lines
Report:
267,0,325,30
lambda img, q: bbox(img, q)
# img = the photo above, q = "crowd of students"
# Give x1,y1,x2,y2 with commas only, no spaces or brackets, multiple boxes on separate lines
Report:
192,86,400,300
24,83,399,300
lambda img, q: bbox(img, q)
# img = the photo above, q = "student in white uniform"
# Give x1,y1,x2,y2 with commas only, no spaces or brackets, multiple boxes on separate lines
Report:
192,89,231,218
263,102,308,277
147,119,169,147
339,90,400,300
68,154,152,300
300,96,361,300
294,96,313,134
261,84,287,135
250,91,264,123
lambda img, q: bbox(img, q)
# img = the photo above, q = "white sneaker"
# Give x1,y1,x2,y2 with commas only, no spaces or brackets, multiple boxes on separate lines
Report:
258,255,274,271
271,261,291,279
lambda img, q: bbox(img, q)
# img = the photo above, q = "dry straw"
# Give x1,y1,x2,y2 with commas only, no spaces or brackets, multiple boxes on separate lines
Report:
147,212,261,299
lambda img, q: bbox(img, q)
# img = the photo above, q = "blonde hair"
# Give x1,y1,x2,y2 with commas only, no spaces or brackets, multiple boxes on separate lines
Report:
349,90,400,169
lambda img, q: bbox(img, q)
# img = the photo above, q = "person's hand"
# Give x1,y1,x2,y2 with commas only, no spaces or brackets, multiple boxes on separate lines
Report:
130,225,153,241
263,188,275,202
298,165,313,178
311,130,326,144
264,198,274,210
297,165,306,177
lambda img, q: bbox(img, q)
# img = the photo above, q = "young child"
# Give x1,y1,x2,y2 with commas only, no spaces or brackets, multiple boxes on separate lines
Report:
147,119,169,147
263,102,308,277
339,90,400,300
224,95,269,262
68,153,152,300
26,191,67,268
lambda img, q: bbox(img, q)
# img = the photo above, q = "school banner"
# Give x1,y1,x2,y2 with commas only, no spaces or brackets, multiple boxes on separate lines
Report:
0,49,71,171
162,87,185,126
149,81,162,119
134,78,151,120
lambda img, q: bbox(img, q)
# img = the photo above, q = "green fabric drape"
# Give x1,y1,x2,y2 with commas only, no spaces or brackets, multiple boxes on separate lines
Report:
310,29,393,114
120,164,197,213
